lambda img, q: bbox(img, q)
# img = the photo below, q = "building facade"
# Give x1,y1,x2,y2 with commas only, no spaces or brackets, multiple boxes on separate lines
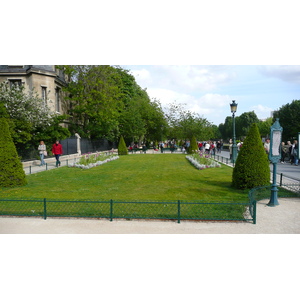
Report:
0,65,67,114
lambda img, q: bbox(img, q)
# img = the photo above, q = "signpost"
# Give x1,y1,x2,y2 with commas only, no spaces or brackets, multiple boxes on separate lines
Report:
267,119,283,206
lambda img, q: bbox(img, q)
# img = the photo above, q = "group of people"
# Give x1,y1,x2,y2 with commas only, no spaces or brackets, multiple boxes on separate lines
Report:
280,140,298,165
38,140,63,167
264,138,298,166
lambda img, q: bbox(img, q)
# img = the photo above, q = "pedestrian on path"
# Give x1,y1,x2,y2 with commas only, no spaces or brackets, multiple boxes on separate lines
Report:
52,140,63,167
38,141,47,166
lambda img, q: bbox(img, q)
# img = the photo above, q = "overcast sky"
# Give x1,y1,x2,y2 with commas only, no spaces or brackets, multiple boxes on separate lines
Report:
121,65,300,126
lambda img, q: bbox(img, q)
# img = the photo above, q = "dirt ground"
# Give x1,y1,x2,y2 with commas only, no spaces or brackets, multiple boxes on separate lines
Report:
0,198,299,234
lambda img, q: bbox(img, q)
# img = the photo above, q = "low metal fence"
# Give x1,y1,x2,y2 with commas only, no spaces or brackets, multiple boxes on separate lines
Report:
0,198,255,223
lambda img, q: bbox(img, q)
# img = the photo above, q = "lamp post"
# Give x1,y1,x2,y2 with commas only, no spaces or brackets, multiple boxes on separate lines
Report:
230,100,238,164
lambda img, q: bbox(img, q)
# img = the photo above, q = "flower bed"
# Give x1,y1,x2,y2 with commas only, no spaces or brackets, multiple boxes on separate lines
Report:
69,153,119,169
186,153,221,170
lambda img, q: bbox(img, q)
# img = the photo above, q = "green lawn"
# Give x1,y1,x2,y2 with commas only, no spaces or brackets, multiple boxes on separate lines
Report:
0,154,251,221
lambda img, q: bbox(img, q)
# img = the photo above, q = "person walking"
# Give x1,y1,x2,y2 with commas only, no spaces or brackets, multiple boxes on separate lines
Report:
291,140,298,166
280,142,287,163
38,141,47,166
52,140,63,167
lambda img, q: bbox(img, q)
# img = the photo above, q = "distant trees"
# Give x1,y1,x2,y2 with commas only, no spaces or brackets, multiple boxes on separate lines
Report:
273,100,300,141
165,101,216,142
219,111,259,141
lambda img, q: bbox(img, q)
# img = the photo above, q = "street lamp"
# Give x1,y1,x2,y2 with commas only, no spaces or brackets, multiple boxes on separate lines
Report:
230,100,238,164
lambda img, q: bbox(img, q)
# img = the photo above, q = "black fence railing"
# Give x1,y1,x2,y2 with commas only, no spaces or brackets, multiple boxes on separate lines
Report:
0,198,255,224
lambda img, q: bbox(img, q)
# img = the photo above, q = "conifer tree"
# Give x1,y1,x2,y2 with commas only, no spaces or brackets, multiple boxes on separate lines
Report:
188,136,198,154
232,123,270,189
118,135,128,155
0,104,27,187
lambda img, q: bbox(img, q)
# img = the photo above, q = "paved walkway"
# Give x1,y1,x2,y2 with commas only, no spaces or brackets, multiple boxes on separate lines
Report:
1,198,299,233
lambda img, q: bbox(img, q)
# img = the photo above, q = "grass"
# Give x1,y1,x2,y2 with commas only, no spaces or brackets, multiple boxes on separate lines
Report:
0,154,251,220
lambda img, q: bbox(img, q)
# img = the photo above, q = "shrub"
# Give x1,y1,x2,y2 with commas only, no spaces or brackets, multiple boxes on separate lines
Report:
118,135,128,155
187,136,198,154
0,107,27,187
232,123,270,189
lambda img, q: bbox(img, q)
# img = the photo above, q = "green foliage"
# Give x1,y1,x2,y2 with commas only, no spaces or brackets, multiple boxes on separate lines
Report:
166,101,215,141
232,123,270,189
0,116,27,187
0,82,70,156
187,136,198,154
118,136,128,155
273,100,300,141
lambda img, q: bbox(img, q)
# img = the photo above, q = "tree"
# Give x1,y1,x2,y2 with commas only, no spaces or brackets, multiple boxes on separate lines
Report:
232,123,270,189
273,100,300,141
0,104,27,187
257,117,273,138
188,136,198,154
235,111,259,140
118,135,128,155
165,101,214,141
61,65,123,140
0,82,70,157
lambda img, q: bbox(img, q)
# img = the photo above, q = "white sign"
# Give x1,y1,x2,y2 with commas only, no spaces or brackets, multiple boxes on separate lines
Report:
272,130,281,156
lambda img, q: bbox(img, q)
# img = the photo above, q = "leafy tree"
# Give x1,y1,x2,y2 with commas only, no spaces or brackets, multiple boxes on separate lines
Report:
232,123,270,189
118,135,128,155
273,100,300,141
61,65,123,140
235,111,259,139
0,104,27,187
165,101,214,141
0,82,53,148
257,117,273,138
0,82,70,158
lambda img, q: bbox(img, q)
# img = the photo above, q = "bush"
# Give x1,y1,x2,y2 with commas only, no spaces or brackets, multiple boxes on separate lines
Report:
0,112,27,187
118,135,128,155
187,136,198,154
232,123,270,189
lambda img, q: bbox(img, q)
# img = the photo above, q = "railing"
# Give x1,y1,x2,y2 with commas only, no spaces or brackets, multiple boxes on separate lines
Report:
0,198,255,223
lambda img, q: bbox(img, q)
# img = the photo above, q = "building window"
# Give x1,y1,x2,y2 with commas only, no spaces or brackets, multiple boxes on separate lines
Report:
41,86,47,104
55,87,60,112
9,79,22,88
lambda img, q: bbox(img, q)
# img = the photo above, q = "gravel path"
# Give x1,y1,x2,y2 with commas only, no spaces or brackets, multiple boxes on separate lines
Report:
1,198,299,234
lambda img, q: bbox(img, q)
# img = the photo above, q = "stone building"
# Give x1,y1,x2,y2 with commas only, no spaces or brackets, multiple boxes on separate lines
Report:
0,65,67,114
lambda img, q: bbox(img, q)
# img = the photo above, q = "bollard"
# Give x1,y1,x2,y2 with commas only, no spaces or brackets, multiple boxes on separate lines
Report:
110,199,113,221
177,200,181,224
43,198,47,220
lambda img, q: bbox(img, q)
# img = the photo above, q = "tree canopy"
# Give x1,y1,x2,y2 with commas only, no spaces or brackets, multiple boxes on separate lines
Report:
273,100,300,141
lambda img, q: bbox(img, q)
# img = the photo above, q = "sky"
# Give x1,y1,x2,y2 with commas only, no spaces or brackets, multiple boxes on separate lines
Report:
121,65,300,126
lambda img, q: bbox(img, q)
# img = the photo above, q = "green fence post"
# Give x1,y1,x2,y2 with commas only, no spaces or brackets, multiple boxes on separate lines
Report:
253,201,256,224
110,199,113,221
43,198,47,220
46,163,48,171
280,173,283,186
29,166,32,174
177,200,181,224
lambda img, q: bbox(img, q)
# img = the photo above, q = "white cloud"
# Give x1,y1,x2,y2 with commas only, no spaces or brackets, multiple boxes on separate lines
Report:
146,87,232,123
258,65,300,84
129,65,236,93
250,104,273,120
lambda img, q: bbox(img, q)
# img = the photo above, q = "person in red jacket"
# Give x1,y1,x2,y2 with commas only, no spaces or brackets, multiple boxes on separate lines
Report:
52,140,63,167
